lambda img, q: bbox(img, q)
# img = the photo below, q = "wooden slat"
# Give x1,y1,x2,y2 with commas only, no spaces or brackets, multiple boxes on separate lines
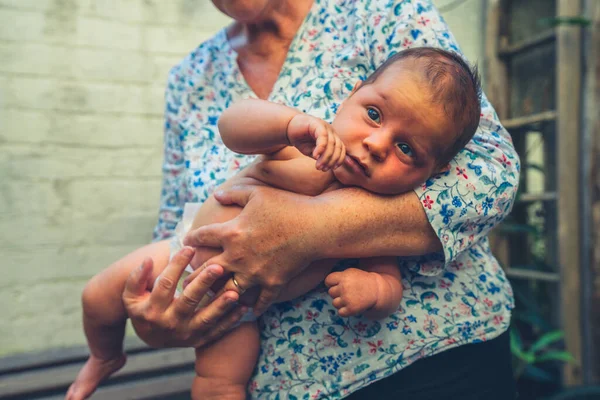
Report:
35,373,194,400
504,267,560,282
485,0,510,268
0,348,195,399
517,192,557,203
585,0,600,383
0,338,149,376
499,29,556,57
90,373,194,400
502,110,557,130
557,0,584,386
486,0,510,120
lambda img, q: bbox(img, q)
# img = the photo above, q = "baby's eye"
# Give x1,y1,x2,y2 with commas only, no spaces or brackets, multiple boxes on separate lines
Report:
397,143,414,157
367,108,381,123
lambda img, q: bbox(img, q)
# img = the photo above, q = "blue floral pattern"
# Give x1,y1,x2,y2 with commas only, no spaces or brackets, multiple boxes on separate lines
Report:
153,0,519,398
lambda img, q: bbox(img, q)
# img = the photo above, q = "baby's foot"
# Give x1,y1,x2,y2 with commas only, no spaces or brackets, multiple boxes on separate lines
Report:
324,268,379,317
66,353,126,400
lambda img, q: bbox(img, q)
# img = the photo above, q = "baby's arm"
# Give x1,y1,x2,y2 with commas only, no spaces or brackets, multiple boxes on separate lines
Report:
219,99,345,171
325,257,403,319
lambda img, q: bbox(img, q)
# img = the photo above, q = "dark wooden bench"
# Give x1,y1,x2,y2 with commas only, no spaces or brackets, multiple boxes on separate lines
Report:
0,338,196,399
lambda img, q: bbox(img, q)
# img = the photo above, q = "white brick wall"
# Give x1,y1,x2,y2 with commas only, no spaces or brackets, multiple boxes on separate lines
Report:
0,0,231,356
0,0,483,357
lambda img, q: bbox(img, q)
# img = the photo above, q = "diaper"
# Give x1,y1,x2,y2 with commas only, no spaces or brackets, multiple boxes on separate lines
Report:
168,203,257,322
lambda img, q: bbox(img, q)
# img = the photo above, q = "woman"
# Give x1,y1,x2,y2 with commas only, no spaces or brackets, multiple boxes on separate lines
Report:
122,0,519,398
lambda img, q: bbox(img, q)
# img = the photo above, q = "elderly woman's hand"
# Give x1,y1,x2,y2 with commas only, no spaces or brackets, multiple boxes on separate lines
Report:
122,247,248,348
183,185,321,316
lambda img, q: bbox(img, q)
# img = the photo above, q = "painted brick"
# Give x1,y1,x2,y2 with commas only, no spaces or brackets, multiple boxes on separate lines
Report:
2,76,164,114
2,145,162,179
1,244,150,284
0,42,160,83
0,110,164,147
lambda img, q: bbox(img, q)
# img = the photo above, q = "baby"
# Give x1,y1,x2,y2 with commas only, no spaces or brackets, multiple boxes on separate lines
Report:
68,47,481,400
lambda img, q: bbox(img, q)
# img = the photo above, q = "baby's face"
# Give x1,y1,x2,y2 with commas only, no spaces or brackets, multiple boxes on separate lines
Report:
332,62,452,195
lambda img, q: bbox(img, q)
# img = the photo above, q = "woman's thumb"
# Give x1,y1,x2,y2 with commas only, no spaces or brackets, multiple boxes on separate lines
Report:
123,257,154,298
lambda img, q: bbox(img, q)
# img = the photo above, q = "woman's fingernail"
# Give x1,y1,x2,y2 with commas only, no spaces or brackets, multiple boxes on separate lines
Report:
226,296,237,304
182,247,194,257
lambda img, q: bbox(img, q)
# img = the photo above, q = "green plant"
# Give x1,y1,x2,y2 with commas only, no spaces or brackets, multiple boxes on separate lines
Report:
510,327,574,382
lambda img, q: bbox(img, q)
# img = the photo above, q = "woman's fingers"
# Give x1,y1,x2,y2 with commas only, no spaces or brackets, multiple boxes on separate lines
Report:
183,224,225,248
123,258,154,299
149,247,194,310
174,264,224,316
253,286,282,316
190,290,240,332
195,305,249,348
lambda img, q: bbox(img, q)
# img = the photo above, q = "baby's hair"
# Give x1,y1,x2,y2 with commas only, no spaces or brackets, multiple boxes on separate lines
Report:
363,47,482,168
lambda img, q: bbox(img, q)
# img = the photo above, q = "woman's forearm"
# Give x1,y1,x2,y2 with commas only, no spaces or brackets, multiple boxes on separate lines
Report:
307,187,442,259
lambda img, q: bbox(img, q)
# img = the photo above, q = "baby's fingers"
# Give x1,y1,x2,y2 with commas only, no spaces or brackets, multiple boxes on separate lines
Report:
330,138,346,169
312,129,328,161
316,132,336,170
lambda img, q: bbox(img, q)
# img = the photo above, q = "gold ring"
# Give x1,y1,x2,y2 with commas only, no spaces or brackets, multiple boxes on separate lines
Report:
232,277,245,293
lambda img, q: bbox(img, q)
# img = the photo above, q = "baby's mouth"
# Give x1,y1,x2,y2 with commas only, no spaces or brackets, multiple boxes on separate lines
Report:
344,154,369,177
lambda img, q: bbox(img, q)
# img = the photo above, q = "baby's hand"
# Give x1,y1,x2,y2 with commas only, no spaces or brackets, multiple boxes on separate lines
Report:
287,114,346,171
324,268,379,318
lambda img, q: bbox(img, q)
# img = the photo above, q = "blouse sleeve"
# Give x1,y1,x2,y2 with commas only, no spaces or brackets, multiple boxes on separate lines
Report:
364,0,520,275
152,65,187,241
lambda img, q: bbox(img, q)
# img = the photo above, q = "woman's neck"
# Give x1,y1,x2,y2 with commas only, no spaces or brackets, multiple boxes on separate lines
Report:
227,0,314,58
225,0,314,99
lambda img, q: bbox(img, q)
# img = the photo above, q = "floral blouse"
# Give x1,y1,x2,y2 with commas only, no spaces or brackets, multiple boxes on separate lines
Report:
153,0,520,398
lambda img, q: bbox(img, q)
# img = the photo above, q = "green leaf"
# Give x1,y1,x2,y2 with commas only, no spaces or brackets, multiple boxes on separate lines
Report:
307,363,319,377
420,291,439,302
530,330,564,353
510,328,524,357
536,350,575,363
289,395,298,400
405,299,420,307
523,364,554,382
353,363,369,374
480,175,493,185
324,82,333,99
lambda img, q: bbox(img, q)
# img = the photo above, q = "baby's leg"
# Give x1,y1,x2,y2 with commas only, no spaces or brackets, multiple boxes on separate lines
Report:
67,240,172,400
324,256,403,319
192,321,260,400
